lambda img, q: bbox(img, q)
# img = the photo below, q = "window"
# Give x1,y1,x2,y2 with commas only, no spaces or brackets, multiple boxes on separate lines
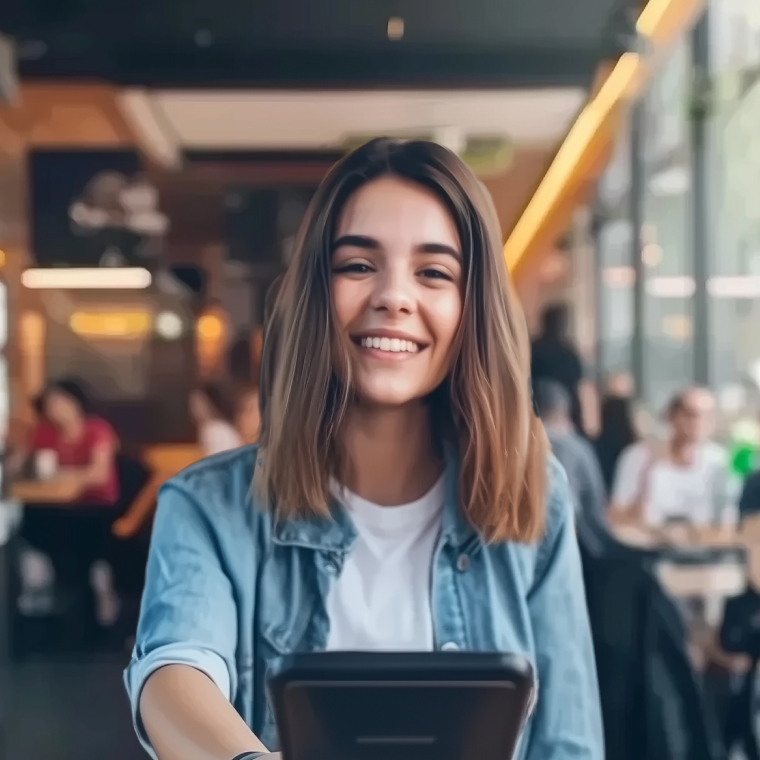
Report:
640,40,695,411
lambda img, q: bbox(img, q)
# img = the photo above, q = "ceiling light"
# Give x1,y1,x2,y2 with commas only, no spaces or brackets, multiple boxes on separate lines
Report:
387,17,404,40
21,267,152,290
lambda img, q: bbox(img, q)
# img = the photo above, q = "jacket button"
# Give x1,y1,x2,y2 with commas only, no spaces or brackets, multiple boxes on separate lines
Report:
456,554,470,572
441,641,460,651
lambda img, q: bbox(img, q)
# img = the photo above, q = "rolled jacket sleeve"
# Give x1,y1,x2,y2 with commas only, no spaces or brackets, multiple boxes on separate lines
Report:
524,463,604,759
124,481,239,758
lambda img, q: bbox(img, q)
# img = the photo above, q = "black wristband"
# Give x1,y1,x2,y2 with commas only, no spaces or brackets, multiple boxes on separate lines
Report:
230,753,268,760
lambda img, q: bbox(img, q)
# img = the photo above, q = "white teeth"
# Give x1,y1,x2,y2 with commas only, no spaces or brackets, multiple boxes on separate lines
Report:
360,336,420,353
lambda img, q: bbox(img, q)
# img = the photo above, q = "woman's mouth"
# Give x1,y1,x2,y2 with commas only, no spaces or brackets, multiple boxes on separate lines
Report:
359,336,420,354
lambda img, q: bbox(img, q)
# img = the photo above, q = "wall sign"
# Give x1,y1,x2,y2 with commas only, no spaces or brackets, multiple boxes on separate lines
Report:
29,150,168,269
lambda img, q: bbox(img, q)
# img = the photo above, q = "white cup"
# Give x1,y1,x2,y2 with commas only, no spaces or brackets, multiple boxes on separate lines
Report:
35,449,58,481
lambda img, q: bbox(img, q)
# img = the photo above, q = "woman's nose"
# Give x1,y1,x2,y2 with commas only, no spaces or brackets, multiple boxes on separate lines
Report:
370,269,415,315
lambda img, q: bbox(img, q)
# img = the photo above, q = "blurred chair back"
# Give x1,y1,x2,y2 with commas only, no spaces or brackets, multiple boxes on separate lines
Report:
580,539,724,760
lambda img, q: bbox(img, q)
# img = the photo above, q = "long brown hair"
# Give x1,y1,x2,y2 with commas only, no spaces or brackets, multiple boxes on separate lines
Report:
259,138,548,543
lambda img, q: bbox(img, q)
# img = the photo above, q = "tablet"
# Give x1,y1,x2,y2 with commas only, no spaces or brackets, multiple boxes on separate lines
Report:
268,651,536,760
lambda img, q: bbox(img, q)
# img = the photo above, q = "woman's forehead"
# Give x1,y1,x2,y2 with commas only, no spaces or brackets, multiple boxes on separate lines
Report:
335,177,459,247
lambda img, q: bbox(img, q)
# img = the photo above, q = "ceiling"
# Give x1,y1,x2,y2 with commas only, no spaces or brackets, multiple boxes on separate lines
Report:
2,0,636,87
118,88,585,164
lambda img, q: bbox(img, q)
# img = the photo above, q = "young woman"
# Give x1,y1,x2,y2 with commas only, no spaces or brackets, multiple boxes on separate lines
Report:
594,394,638,494
127,139,602,760
189,384,244,456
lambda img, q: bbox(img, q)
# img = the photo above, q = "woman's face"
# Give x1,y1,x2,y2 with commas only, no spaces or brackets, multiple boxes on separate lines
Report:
331,176,463,408
44,390,82,428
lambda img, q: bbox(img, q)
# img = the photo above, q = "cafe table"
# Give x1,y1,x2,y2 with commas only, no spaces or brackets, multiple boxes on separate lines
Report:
9,470,85,505
611,522,746,627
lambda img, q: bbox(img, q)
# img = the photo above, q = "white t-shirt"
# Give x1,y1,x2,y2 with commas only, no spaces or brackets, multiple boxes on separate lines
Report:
199,419,243,457
611,440,728,526
325,475,445,651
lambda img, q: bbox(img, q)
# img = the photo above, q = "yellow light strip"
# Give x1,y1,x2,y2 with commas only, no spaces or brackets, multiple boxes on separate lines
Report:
69,311,152,338
504,0,705,271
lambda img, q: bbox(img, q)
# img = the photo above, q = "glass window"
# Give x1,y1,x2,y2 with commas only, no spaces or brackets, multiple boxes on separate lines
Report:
708,0,760,403
597,124,635,382
640,40,695,412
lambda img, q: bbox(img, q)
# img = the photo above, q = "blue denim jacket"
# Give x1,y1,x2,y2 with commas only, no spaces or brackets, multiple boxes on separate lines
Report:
125,444,603,759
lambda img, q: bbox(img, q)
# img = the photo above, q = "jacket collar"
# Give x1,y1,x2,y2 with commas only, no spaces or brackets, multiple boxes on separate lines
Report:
270,440,480,553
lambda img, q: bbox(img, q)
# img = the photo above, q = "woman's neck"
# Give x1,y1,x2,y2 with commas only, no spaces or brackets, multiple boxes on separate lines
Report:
341,402,443,507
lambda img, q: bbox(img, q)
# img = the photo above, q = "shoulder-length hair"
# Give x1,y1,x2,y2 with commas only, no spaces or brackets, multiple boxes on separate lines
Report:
259,138,548,543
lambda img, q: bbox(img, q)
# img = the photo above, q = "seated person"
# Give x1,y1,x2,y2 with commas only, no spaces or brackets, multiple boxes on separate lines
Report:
594,392,638,496
610,387,727,528
189,384,243,457
233,384,260,444
534,380,612,556
10,377,121,646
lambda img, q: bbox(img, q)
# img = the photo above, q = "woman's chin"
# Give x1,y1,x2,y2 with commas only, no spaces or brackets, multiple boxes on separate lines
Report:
353,385,427,410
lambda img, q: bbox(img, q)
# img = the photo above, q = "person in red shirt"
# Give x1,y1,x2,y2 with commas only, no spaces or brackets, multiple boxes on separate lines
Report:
17,377,121,649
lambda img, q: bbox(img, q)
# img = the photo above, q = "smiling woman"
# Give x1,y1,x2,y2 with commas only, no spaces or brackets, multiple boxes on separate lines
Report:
127,138,603,760
259,140,549,538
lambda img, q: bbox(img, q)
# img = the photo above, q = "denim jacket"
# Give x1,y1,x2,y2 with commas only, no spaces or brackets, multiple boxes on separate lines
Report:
125,444,603,759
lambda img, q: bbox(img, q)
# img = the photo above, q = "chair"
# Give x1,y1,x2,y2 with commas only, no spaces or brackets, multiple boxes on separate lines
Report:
580,540,725,760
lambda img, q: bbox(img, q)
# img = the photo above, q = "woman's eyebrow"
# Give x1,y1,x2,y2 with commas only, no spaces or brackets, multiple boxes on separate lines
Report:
416,242,461,260
332,234,380,251
332,236,460,260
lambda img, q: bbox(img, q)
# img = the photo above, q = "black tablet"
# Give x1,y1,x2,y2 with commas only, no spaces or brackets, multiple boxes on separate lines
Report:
268,651,536,760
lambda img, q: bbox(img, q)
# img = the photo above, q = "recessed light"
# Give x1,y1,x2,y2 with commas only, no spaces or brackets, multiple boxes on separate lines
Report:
387,17,405,40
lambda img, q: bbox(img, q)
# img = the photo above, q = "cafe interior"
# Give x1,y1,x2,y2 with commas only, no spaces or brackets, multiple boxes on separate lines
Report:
2,0,759,757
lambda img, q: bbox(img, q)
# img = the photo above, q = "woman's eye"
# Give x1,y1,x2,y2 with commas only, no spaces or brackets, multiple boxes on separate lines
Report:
333,262,373,274
420,268,452,281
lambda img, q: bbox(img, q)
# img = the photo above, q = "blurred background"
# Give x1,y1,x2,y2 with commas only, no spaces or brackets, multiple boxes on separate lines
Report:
1,0,759,757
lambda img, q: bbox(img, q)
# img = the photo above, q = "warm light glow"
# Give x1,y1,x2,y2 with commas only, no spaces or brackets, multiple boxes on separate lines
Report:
21,267,152,290
503,51,641,270
69,311,152,338
504,0,705,271
19,311,45,398
196,314,224,340
0,249,6,268
155,311,183,339
196,309,229,378
637,0,681,37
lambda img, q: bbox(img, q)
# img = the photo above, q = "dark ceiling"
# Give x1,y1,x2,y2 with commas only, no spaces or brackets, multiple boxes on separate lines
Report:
2,0,639,88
